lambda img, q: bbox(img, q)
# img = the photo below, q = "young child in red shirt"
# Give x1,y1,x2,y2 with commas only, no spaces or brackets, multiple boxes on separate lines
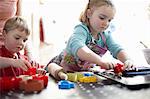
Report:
0,16,33,77
0,16,67,80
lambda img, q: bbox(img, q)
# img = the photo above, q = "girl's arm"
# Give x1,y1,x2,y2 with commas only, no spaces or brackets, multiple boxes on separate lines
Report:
116,50,130,63
77,46,112,69
116,50,134,69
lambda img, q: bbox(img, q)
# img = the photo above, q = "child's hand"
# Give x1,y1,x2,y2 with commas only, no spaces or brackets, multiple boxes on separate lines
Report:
30,60,40,68
37,68,46,75
11,59,32,71
124,60,136,71
100,61,115,70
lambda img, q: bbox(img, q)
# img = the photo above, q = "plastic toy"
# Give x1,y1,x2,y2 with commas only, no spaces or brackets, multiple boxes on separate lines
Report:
19,79,44,93
67,72,84,82
67,73,77,82
58,80,75,89
32,75,48,87
24,67,36,75
0,77,22,92
114,63,124,75
79,72,97,83
67,72,97,83
79,76,97,83
83,72,93,76
0,67,48,93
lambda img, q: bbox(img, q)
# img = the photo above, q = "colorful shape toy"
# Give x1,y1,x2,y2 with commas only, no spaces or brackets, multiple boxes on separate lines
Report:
83,72,93,76
32,75,48,87
24,67,36,75
67,72,84,82
114,63,124,75
58,80,75,89
79,76,97,83
19,79,44,93
0,67,48,93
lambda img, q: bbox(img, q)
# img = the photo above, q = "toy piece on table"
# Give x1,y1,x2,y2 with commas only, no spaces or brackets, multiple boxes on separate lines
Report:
24,67,36,75
114,63,124,76
79,73,97,83
19,79,44,93
83,72,93,76
19,74,48,93
67,72,97,83
24,67,46,76
0,77,22,92
67,72,84,82
0,68,48,93
32,75,48,87
58,80,75,89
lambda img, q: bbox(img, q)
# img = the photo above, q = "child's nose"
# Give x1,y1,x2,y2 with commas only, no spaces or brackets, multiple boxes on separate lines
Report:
19,39,25,45
102,20,109,27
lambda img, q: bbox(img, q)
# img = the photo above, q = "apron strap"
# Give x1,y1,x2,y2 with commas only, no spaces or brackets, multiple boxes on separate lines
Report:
100,32,108,49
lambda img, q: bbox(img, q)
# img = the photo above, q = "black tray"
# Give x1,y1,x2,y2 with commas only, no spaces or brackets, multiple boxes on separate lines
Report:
122,67,150,77
94,68,150,90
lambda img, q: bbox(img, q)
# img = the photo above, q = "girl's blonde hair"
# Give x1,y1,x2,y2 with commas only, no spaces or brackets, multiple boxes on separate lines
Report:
3,16,30,35
79,0,115,26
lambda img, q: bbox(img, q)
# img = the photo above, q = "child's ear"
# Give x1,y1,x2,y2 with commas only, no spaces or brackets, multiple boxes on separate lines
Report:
2,30,7,37
87,9,92,18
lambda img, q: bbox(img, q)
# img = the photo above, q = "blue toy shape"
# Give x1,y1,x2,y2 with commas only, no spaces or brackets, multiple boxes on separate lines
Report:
58,80,75,89
83,73,93,76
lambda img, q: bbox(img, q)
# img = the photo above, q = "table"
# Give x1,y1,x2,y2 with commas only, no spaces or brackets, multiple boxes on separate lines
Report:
1,74,150,99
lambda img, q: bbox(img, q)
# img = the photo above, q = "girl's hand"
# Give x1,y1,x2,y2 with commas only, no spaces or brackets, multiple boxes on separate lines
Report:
100,61,115,70
124,60,137,71
11,59,32,71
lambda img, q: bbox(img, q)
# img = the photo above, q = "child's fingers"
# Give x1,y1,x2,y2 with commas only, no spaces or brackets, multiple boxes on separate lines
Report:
37,69,46,75
24,60,32,68
108,62,115,69
19,62,28,71
89,66,101,72
20,65,28,71
31,61,39,68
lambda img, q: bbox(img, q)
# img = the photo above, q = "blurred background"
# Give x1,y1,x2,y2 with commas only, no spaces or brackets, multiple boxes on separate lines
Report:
20,0,150,66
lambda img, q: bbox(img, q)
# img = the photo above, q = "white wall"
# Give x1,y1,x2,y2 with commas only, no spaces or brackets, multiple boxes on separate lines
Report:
40,0,87,53
111,0,150,65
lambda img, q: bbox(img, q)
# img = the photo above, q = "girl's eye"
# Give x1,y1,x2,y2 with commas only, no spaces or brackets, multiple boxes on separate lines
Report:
99,16,105,20
108,19,112,22
23,39,27,42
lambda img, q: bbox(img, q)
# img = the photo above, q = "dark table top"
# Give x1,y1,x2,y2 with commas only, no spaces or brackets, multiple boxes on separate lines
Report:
1,74,150,99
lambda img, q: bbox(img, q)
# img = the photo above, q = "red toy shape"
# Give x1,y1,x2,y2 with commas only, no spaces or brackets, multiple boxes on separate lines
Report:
114,63,124,75
24,68,36,75
32,75,48,87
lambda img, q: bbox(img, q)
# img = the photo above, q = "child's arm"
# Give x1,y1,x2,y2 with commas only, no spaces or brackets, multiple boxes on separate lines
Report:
77,46,114,69
16,0,22,16
116,50,134,69
0,56,31,71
